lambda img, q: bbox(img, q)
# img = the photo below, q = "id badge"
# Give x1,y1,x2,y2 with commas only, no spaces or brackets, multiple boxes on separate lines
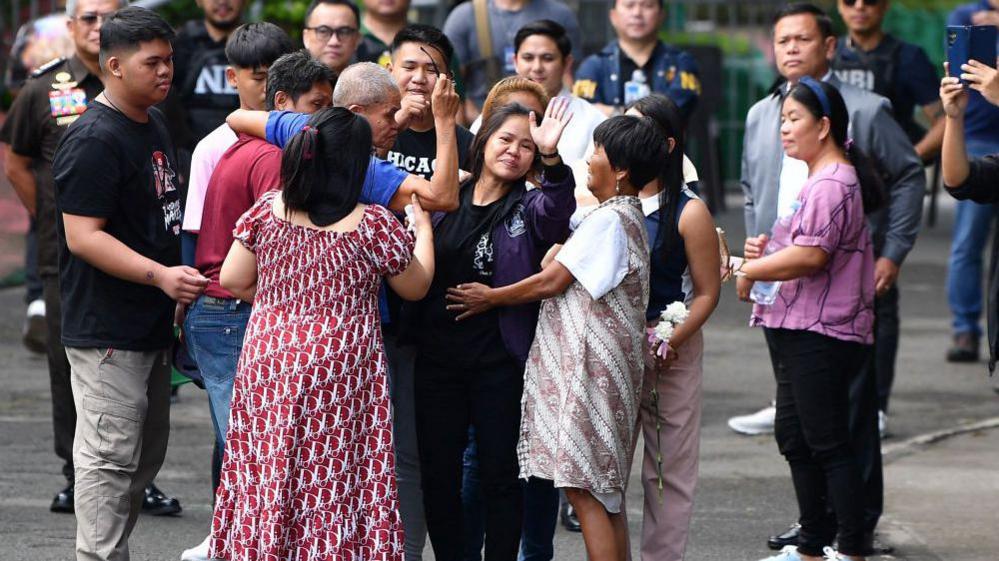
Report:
503,45,516,73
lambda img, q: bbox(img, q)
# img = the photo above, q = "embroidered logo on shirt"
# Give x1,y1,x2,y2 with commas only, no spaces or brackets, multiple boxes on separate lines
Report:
506,203,527,238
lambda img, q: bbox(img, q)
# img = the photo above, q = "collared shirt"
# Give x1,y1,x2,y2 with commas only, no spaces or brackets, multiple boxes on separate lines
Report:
0,56,102,275
574,40,700,118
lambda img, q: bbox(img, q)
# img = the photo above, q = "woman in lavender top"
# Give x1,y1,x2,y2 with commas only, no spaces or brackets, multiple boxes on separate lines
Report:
738,77,884,561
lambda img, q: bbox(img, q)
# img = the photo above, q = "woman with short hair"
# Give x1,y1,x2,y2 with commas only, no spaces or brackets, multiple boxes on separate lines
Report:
448,114,670,561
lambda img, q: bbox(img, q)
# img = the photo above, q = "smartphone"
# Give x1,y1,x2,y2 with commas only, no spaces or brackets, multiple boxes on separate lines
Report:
947,25,998,83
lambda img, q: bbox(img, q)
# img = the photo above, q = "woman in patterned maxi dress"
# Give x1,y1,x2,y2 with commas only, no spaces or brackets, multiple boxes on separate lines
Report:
446,116,671,561
208,108,436,561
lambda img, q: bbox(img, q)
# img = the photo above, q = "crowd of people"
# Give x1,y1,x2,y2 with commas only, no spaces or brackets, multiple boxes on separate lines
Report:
1,0,998,561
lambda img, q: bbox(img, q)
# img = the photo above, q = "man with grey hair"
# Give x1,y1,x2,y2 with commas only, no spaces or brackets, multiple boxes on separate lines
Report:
1,0,181,517
331,61,406,157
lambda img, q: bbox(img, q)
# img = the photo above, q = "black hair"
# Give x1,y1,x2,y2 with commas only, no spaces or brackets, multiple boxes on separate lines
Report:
391,24,455,68
785,80,885,213
225,22,294,70
593,115,670,195
281,107,372,227
514,19,572,59
467,103,539,189
265,50,335,110
304,0,359,27
772,3,834,39
99,6,175,68
628,93,686,261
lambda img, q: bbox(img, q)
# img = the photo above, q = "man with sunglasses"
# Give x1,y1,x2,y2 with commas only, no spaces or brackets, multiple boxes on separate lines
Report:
1,0,180,518
302,0,362,77
834,0,944,161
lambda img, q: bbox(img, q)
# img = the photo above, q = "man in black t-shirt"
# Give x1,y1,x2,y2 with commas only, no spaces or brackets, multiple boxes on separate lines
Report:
387,25,475,179
52,8,209,560
376,24,474,559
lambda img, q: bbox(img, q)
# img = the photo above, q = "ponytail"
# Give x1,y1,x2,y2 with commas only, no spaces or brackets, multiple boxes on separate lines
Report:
845,142,885,214
628,93,687,263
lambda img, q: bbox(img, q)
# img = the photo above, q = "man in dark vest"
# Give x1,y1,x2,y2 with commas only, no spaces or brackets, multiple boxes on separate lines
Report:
162,0,247,185
833,0,944,160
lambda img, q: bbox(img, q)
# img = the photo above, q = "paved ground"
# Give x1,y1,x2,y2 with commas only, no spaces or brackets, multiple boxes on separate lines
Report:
0,189,997,561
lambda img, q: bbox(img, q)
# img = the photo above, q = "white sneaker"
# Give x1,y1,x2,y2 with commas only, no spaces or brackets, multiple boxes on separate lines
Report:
878,410,888,439
180,535,210,561
757,545,802,561
728,403,776,435
823,546,848,559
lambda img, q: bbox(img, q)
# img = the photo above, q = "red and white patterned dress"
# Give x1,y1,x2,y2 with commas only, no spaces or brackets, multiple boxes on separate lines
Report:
210,191,412,561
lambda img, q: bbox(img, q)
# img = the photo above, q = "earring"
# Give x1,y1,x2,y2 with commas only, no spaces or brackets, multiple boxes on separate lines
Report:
615,178,621,195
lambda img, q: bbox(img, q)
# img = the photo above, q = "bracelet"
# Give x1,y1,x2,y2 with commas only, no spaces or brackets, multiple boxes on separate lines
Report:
538,150,559,159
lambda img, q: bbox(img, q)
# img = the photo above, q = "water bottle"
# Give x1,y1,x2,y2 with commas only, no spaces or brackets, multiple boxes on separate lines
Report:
624,70,651,105
749,237,782,305
750,279,782,306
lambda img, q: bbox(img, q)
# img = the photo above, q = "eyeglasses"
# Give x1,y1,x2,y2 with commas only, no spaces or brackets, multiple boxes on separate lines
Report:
842,0,881,7
75,12,114,26
304,25,358,42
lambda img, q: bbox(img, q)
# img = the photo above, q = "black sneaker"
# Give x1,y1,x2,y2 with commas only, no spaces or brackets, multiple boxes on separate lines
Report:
142,483,182,516
946,333,979,363
50,483,74,513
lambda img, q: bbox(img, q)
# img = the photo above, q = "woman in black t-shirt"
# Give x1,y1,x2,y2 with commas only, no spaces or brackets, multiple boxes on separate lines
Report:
407,99,575,560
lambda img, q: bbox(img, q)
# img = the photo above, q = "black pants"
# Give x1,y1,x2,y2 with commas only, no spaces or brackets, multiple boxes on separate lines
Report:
765,328,870,557
872,285,900,413
42,275,75,482
414,356,524,561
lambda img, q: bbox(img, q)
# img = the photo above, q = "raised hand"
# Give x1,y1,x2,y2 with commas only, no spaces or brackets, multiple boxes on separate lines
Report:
940,64,968,119
431,74,460,123
529,97,574,156
396,91,428,129
961,58,999,108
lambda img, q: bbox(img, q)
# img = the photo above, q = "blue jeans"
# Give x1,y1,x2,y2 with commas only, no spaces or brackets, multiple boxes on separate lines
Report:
947,140,999,337
463,431,559,561
183,295,252,489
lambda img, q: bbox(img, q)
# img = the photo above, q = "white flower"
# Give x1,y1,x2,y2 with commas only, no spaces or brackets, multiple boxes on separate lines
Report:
660,301,689,325
653,321,674,342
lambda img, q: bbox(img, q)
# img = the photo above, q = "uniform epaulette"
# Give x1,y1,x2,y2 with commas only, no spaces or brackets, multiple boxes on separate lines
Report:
30,57,66,78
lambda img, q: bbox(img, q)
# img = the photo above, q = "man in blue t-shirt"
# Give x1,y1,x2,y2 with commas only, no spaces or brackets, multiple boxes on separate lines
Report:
833,0,944,162
944,0,999,363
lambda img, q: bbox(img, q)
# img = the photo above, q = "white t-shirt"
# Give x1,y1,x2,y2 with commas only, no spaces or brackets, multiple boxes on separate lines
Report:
557,206,630,300
777,153,808,221
182,123,238,232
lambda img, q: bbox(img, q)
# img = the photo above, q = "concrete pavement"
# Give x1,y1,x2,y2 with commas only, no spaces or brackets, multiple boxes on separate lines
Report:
0,193,997,560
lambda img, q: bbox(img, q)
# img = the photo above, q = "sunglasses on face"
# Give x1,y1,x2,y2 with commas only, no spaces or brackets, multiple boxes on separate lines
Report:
305,25,358,42
76,12,114,25
842,0,882,7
